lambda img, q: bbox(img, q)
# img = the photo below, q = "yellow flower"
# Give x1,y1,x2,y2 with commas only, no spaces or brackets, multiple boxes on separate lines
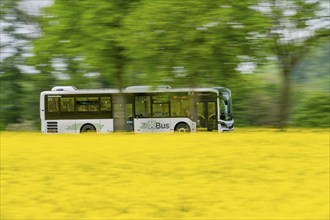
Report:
1,129,329,219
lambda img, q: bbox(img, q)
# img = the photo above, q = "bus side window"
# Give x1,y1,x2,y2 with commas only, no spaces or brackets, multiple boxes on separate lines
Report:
135,96,151,118
152,95,170,117
60,97,74,112
47,97,59,112
101,97,111,111
171,95,190,117
76,97,99,112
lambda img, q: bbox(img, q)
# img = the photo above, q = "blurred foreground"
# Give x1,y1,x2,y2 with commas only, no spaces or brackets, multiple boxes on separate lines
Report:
1,129,329,219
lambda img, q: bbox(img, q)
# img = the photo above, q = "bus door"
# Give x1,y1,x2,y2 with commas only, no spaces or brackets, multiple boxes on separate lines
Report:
113,95,134,132
207,102,217,131
197,101,217,131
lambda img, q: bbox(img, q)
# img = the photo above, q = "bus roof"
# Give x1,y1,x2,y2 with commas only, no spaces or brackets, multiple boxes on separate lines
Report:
41,86,229,96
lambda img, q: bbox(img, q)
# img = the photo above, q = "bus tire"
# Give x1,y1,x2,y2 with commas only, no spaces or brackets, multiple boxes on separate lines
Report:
175,123,191,132
80,124,96,133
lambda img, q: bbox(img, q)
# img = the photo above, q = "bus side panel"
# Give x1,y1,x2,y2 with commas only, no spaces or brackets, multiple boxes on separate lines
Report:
134,118,196,133
58,120,77,133
134,118,171,133
40,92,46,121
75,119,113,133
100,119,114,133
41,121,47,133
170,118,197,132
41,120,76,134
42,119,114,133
74,119,101,133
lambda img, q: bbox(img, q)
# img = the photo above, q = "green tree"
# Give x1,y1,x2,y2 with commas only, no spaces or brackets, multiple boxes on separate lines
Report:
258,0,329,127
0,56,24,129
31,0,140,89
291,92,330,127
122,0,267,87
0,0,41,129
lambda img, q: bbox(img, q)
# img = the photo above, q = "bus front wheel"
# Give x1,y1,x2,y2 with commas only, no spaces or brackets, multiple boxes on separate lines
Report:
80,124,96,133
175,123,191,132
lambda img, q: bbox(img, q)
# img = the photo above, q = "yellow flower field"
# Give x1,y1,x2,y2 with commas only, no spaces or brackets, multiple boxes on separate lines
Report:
1,129,329,219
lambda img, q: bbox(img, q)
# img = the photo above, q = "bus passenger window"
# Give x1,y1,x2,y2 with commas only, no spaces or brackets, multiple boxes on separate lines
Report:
47,97,59,112
101,97,111,111
60,97,74,112
171,95,190,117
152,103,169,117
152,95,170,117
135,96,150,117
76,97,99,112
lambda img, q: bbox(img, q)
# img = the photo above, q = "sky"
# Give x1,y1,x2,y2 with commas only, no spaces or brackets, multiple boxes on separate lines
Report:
18,0,53,16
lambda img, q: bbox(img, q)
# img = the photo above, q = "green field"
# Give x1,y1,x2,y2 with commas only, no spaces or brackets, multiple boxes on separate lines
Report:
1,129,329,219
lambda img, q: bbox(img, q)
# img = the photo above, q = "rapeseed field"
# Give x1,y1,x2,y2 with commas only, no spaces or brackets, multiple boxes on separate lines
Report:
1,129,329,219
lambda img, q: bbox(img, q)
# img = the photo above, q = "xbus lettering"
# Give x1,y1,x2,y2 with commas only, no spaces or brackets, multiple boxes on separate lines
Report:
156,122,170,129
140,121,170,129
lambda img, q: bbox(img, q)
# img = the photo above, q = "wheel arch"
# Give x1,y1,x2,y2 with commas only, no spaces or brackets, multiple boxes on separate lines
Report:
174,122,191,132
80,123,97,133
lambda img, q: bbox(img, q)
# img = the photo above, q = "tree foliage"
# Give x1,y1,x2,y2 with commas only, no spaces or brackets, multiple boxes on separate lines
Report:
291,91,330,127
121,0,268,87
256,0,329,127
0,0,40,129
30,0,141,88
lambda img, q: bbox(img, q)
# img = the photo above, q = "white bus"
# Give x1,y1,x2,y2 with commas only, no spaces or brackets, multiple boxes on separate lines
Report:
40,86,234,133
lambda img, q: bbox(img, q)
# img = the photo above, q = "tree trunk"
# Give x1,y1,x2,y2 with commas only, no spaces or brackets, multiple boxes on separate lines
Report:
278,67,291,129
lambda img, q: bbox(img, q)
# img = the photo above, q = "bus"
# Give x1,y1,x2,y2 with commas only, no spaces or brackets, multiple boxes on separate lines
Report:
40,86,234,133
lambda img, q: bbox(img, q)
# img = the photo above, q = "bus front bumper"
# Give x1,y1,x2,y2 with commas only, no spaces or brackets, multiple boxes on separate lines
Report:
218,119,234,132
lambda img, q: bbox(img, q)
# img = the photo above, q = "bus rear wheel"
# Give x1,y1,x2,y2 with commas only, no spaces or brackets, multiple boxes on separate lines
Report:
175,123,191,132
81,124,96,133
